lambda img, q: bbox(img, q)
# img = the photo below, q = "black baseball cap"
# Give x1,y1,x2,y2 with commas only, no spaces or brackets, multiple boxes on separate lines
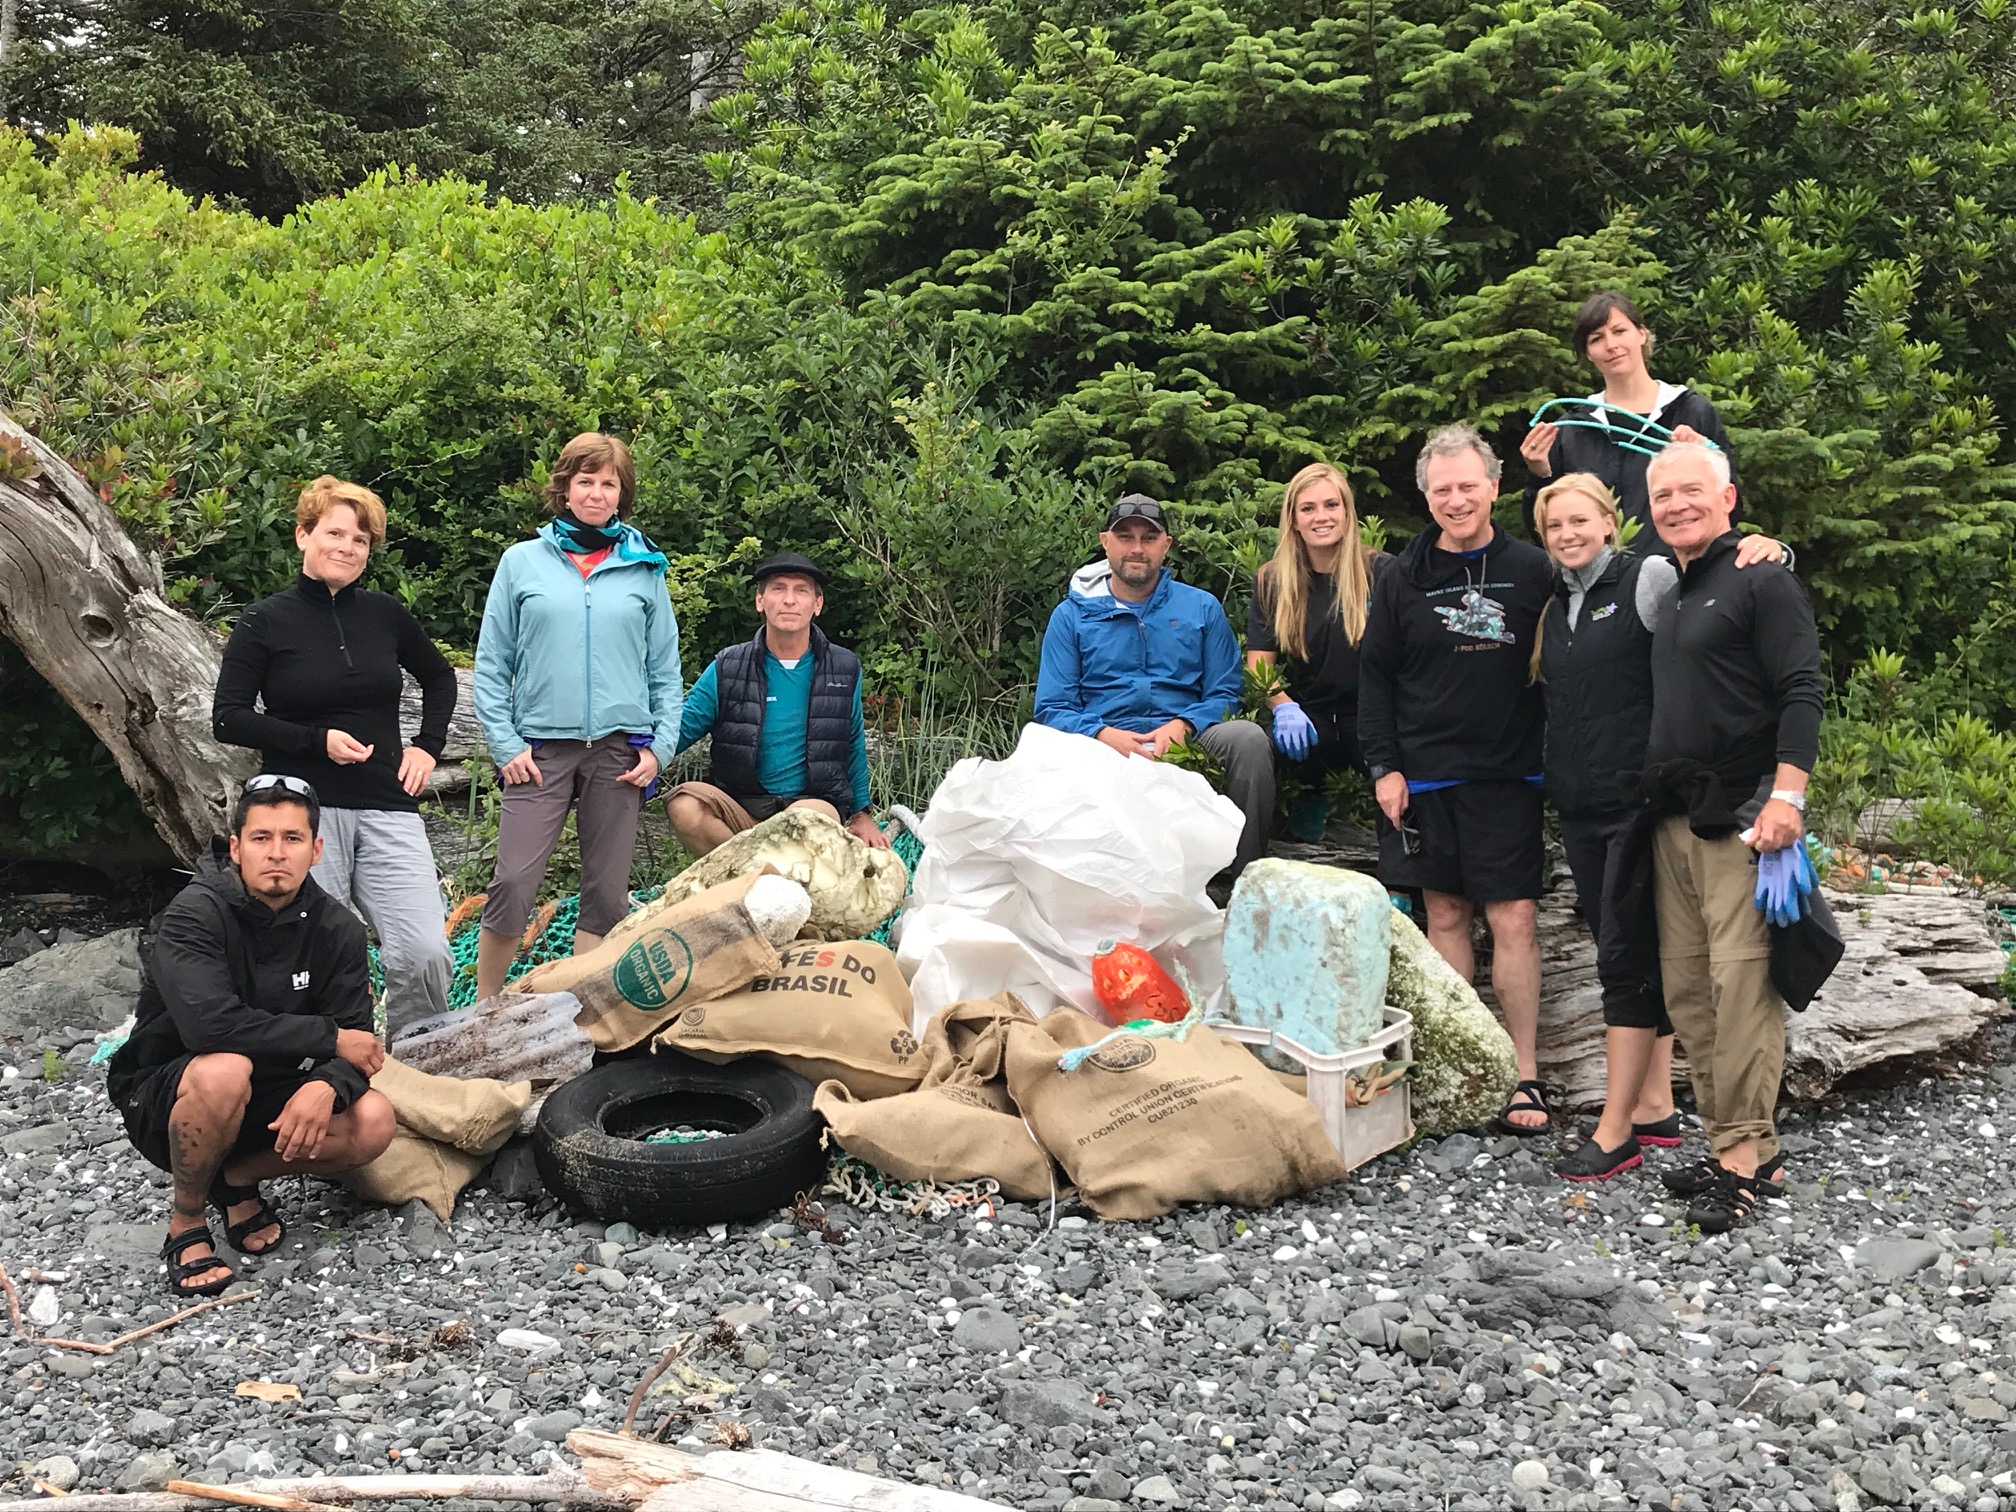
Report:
1104,493,1169,533
752,552,827,589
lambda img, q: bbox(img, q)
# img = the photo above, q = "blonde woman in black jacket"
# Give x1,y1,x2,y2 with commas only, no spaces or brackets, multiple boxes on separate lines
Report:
1244,463,1390,840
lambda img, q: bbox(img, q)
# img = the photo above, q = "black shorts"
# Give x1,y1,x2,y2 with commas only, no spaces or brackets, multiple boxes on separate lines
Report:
114,1055,323,1174
1378,780,1545,902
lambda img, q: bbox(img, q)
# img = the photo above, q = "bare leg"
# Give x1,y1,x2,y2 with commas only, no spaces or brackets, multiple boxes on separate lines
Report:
1592,1026,1657,1149
1631,1034,1676,1126
221,1090,397,1186
475,925,518,1002
667,794,735,858
1484,898,1543,1128
573,930,604,956
1422,891,1476,982
164,1054,254,1288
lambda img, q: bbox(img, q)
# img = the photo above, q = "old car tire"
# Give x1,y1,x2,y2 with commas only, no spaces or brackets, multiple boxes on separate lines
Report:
532,1052,826,1228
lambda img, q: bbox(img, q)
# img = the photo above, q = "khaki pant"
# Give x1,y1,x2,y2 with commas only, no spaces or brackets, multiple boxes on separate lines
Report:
1651,816,1783,1162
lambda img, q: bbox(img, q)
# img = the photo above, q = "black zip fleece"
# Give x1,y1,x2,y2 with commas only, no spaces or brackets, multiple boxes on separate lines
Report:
212,575,457,812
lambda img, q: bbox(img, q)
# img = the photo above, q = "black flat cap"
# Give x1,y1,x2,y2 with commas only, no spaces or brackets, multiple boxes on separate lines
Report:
752,551,827,588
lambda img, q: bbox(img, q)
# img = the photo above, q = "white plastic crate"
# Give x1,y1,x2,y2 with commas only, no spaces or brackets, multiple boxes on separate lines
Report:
1214,1007,1414,1173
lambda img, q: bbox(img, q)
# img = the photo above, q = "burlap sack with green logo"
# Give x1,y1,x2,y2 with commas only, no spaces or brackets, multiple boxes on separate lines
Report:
513,873,780,1052
1002,1007,1347,1220
654,940,924,1098
814,991,1055,1200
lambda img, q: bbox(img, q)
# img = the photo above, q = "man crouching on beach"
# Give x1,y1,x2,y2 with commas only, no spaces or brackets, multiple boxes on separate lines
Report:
106,776,394,1296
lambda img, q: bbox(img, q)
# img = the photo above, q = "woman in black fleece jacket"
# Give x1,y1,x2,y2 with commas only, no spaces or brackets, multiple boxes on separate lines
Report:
1520,291,1737,546
212,477,458,1036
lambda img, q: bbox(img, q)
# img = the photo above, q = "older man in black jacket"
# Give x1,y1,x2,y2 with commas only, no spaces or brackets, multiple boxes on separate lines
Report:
1640,440,1826,1234
106,777,393,1296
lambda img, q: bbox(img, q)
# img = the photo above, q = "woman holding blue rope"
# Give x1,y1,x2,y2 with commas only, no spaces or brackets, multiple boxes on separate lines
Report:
1521,292,1737,544
471,432,683,1002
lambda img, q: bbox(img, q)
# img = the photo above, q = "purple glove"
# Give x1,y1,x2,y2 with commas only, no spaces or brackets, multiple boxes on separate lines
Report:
1271,701,1316,760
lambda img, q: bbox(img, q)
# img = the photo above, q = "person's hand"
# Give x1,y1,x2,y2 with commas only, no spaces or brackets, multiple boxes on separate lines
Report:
1096,727,1155,759
498,748,542,786
1520,422,1558,479
847,811,892,850
1733,534,1787,568
1142,719,1190,759
1375,772,1410,827
326,729,375,765
397,746,437,797
1669,423,1705,445
617,747,661,789
1271,701,1316,760
1750,798,1804,853
270,1080,337,1163
334,1027,385,1077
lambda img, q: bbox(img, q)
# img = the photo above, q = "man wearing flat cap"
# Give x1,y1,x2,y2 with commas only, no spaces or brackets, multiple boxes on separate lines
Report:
665,552,889,856
1036,494,1273,878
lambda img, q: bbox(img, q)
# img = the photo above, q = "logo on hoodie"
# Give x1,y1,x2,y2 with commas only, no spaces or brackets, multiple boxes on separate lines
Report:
292,970,311,991
1433,588,1516,646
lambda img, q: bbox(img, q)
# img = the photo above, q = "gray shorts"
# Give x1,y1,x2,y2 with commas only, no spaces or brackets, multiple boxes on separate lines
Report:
482,734,645,939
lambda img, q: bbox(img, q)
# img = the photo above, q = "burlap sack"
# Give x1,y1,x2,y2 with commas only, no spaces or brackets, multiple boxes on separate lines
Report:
1003,1008,1347,1220
368,1057,530,1155
654,940,923,1098
513,873,780,1051
342,1131,490,1224
813,991,1055,1200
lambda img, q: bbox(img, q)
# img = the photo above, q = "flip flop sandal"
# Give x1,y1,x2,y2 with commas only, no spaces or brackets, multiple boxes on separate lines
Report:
211,1177,287,1256
1492,1079,1554,1137
161,1224,236,1297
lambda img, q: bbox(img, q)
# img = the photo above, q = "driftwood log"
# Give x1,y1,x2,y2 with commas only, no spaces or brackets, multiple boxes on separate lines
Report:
568,1427,1012,1511
0,1474,620,1512
1536,881,2008,1109
0,411,254,860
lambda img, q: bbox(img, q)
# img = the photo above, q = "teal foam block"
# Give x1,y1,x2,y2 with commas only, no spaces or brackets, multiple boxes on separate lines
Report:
1222,858,1392,1053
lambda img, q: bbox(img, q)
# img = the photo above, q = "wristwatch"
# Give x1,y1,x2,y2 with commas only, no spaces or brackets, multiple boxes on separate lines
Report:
1368,765,1394,782
1770,789,1807,812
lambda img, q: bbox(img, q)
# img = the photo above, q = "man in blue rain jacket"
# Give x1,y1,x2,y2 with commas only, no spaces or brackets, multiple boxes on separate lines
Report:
1035,494,1271,879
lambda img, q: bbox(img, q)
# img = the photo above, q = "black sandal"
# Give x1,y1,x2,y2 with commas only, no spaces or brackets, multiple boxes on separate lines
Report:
161,1225,237,1297
1493,1079,1553,1137
211,1177,286,1256
1687,1168,1765,1234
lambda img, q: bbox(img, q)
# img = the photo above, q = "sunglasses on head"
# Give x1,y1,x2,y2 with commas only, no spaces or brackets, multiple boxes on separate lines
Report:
1108,503,1166,527
241,774,317,799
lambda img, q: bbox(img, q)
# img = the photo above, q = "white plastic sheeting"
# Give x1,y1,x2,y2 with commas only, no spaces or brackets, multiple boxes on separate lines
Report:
895,723,1240,1030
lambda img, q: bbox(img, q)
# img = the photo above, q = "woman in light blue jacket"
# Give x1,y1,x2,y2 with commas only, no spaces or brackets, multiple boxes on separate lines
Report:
471,432,682,999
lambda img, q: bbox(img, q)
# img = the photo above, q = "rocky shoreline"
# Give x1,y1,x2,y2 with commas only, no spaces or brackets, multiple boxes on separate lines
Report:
4,989,2015,1510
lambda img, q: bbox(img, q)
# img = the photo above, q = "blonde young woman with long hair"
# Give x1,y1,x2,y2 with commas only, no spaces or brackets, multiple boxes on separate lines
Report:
1535,473,1785,1181
1244,463,1390,840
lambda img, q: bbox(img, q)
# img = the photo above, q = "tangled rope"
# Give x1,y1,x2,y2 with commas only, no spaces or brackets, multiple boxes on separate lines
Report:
822,1154,1001,1221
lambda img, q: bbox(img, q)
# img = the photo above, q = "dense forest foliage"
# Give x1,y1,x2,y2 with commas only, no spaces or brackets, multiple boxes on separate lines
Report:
3,0,2014,873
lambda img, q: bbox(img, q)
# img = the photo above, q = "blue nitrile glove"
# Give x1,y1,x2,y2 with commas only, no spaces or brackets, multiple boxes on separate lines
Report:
1754,844,1816,928
1271,700,1316,760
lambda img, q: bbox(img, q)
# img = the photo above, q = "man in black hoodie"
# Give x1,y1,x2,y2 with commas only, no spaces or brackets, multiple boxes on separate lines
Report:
106,778,394,1295
1359,424,1555,1134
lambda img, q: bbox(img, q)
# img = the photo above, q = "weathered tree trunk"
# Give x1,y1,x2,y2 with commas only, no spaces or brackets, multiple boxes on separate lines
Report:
0,412,253,862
